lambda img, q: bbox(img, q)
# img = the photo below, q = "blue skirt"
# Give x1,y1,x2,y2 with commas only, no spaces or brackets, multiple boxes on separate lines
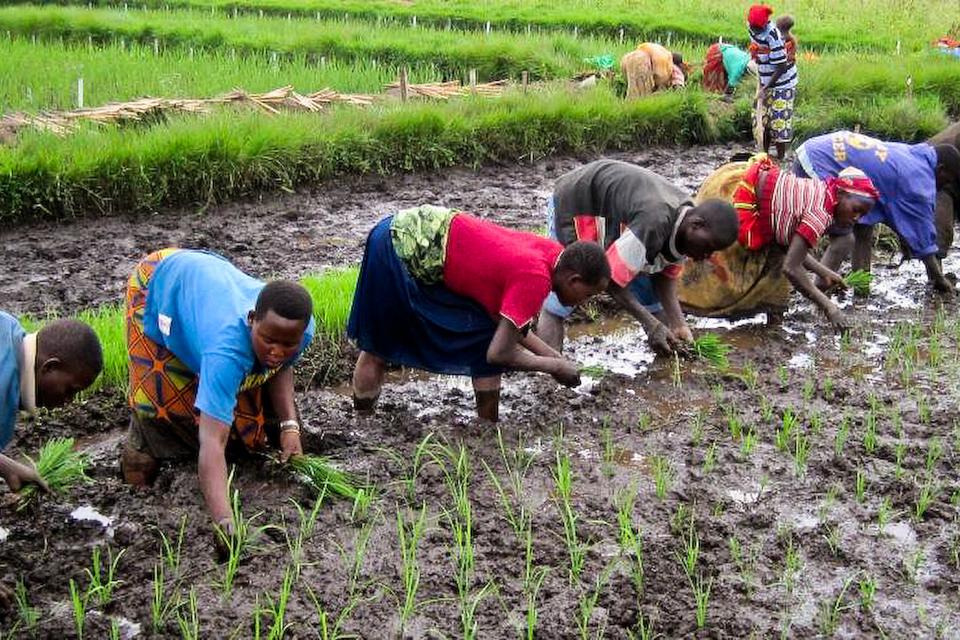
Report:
346,217,503,377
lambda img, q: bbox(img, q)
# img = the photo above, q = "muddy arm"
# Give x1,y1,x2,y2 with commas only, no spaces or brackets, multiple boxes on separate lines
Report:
783,235,847,328
608,281,679,354
652,274,692,342
802,253,845,290
487,317,579,386
198,415,232,526
265,367,302,462
520,331,562,359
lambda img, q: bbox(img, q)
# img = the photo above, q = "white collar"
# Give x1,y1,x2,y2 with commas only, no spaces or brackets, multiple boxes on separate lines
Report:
669,206,690,259
19,333,37,413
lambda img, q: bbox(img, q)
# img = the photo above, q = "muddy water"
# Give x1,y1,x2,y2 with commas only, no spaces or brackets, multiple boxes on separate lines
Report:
3,150,960,638
0,143,742,315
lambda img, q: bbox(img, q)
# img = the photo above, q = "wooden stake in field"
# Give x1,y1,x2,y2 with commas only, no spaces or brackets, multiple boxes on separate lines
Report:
469,69,477,91
400,67,409,102
522,71,529,93
77,77,84,110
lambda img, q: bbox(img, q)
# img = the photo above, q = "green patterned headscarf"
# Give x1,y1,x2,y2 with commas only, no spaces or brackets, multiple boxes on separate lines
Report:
390,205,458,284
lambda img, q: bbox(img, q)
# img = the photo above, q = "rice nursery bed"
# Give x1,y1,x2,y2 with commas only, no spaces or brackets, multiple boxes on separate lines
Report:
1,148,959,638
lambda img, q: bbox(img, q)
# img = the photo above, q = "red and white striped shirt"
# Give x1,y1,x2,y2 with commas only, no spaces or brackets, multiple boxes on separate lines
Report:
769,172,834,247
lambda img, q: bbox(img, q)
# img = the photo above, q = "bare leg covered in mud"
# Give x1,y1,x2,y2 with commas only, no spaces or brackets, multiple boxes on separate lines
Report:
472,376,501,422
352,350,385,413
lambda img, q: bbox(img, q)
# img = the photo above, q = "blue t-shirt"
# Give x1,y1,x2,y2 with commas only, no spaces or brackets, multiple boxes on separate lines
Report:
0,311,25,449
143,251,315,425
796,130,939,257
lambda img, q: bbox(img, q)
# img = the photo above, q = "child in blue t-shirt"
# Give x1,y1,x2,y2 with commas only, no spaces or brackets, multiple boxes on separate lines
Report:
120,249,315,540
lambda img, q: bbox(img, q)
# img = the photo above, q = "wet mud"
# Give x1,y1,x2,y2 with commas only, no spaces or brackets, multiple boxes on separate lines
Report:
2,150,960,639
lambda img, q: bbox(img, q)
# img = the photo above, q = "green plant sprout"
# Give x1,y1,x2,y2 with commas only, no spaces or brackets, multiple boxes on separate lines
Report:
690,572,713,630
725,407,743,441
350,487,375,523
693,333,731,368
600,423,616,478
822,377,834,400
843,270,873,295
777,365,789,386
482,428,533,544
262,564,296,639
776,408,798,453
793,429,811,476
802,378,815,403
575,566,613,640
69,578,87,640
702,442,717,474
396,503,427,631
690,410,706,446
760,396,774,423
17,437,91,509
728,536,759,596
670,502,692,537
631,610,656,640
14,579,39,632
834,414,850,457
524,557,548,640
215,471,273,598
818,575,855,636
676,519,700,579
859,575,876,611
578,364,609,378
85,546,125,606
307,584,362,640
863,412,878,454
151,562,178,633
823,523,841,557
894,441,907,480
904,548,925,583
288,454,361,500
651,455,673,501
553,450,585,583
925,438,943,473
855,467,867,503
876,497,893,531
177,587,200,640
110,619,120,640
781,538,802,594
158,514,188,573
914,480,939,521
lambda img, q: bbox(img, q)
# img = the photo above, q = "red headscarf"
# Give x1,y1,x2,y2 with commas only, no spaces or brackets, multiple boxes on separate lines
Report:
747,4,773,29
826,167,880,203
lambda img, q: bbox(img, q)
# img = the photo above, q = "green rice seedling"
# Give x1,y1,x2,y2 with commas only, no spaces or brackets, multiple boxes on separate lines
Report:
13,578,38,631
894,442,907,480
350,487,375,524
578,364,609,378
613,483,644,598
676,519,700,579
631,610,656,640
914,480,939,521
637,412,653,431
575,566,613,640
459,581,494,640
855,467,867,503
689,572,713,630
306,584,362,640
859,575,876,611
651,455,673,501
261,564,296,639
690,410,706,446
928,333,943,367
823,523,841,557
876,497,893,531
822,377,834,400
110,619,120,640
85,546,125,606
843,270,873,295
915,393,931,425
793,429,811,476
158,514,188,573
288,454,360,500
215,472,274,598
600,423,615,478
177,587,200,640
711,383,724,405
802,378,815,403
739,363,759,390
151,562,178,632
702,442,717,474
777,365,789,386
834,414,850,457
390,433,434,505
809,411,824,435
728,536,759,596
396,503,427,630
69,578,87,640
17,437,91,509
776,408,798,453
524,563,548,640
482,429,533,544
781,538,802,594
760,397,774,424
670,502,692,537
725,407,743,441
553,450,585,583
925,438,943,474
818,575,854,636
863,412,878,455
904,549,925,583
671,353,682,388
693,333,731,368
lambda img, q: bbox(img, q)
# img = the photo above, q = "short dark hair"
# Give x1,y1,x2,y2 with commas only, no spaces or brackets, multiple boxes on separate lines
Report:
935,144,960,194
692,199,740,246
671,52,684,66
254,280,313,323
37,319,103,378
776,15,795,33
556,241,611,286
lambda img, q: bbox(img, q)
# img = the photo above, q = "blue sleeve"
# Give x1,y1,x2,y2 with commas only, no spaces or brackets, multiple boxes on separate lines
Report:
887,197,940,258
195,353,245,425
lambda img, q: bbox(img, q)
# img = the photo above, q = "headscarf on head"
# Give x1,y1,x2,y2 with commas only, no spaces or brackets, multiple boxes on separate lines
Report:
826,166,880,204
747,4,773,29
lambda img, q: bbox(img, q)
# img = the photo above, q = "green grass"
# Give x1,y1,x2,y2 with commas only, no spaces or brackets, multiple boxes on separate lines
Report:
0,5,624,81
17,436,91,509
844,270,873,296
17,0,951,51
21,267,359,391
0,35,445,113
288,454,361,500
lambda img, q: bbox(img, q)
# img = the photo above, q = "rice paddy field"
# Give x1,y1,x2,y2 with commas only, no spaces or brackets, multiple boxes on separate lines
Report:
1,0,960,638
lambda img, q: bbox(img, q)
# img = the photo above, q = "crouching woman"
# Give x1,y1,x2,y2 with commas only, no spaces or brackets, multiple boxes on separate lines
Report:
348,205,610,422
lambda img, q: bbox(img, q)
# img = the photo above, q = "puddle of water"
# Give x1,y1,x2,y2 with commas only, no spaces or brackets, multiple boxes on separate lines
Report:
70,505,115,537
691,313,768,329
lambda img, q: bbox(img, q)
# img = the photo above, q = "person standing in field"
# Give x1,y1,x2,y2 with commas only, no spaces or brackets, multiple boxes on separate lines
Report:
793,131,960,293
120,249,315,539
733,156,879,328
621,42,688,99
747,4,798,159
0,313,102,494
536,160,740,353
348,205,610,422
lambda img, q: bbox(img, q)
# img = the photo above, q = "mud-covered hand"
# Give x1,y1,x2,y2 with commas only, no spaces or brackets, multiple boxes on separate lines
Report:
647,322,680,355
826,307,852,332
0,457,49,494
551,359,581,387
213,518,235,563
279,430,303,464
672,325,694,344
818,271,847,292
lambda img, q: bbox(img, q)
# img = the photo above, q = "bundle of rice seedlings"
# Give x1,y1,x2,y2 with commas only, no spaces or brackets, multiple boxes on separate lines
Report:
17,437,91,509
288,455,360,500
844,270,873,295
578,364,609,378
693,333,732,369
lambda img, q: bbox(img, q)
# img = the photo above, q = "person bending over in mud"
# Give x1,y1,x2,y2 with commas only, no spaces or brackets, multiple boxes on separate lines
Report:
348,205,610,422
0,312,102,494
120,249,314,539
621,42,688,99
793,131,960,293
536,159,739,354
734,156,879,329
